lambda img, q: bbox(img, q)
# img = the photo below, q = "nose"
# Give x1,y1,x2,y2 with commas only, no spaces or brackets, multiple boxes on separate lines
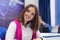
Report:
27,13,31,16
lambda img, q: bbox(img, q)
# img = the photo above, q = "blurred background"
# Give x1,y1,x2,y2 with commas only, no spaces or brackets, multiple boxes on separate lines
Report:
0,0,24,28
0,0,60,33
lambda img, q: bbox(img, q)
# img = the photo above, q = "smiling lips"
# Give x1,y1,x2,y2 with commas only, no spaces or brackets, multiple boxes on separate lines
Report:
25,15,30,19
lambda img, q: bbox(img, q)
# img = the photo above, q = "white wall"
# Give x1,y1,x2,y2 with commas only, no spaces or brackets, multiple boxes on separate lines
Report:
50,0,55,26
50,0,58,33
25,0,39,9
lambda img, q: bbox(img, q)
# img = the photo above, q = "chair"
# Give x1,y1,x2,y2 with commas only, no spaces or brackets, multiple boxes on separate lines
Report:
58,27,60,33
0,27,6,40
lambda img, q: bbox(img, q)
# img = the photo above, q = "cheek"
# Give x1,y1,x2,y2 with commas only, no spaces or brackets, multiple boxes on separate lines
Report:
30,16,34,20
24,12,27,16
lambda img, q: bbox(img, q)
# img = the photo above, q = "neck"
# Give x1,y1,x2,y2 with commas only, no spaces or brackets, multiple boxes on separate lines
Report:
24,20,27,25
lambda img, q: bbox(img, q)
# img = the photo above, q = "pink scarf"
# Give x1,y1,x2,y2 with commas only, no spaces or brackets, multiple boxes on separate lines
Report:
14,19,36,40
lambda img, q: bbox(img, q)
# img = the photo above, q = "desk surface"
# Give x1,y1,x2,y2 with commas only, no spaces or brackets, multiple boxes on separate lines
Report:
40,33,60,36
40,33,60,40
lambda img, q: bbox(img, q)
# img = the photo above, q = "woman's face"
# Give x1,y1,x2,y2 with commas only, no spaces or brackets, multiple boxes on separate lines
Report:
24,7,35,22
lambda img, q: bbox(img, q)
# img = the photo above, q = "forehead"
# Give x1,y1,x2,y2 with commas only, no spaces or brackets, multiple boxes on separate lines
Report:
28,7,35,13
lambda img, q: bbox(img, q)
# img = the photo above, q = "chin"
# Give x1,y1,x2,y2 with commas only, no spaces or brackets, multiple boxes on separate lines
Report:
25,19,31,22
26,20,30,22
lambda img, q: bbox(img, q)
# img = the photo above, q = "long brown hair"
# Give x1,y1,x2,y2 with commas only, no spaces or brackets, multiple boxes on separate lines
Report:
16,4,40,32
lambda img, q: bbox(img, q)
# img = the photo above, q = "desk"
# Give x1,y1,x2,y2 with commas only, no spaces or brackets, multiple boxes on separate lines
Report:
40,33,60,40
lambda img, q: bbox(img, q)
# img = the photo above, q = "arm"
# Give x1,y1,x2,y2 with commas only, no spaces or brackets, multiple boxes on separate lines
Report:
33,30,43,40
36,30,43,38
5,22,16,40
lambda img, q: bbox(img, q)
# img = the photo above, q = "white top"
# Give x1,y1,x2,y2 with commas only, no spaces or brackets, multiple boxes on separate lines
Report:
5,22,42,40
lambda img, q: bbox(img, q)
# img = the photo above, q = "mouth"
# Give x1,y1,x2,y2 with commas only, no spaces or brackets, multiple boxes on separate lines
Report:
25,15,30,19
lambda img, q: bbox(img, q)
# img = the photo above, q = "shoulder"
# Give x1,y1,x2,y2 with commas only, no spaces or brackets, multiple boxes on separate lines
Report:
9,21,16,26
10,19,21,25
8,21,17,29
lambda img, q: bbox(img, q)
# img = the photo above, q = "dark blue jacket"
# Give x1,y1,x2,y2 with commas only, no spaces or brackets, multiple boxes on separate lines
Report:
39,24,52,33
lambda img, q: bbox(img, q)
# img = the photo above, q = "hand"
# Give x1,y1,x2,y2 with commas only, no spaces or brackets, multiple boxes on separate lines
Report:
33,38,42,40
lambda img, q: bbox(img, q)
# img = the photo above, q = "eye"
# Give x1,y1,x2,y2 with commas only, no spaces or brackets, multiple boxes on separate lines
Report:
31,13,35,16
26,10,30,12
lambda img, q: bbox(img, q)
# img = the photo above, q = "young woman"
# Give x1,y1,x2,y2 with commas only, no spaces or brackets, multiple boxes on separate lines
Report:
5,4,43,40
